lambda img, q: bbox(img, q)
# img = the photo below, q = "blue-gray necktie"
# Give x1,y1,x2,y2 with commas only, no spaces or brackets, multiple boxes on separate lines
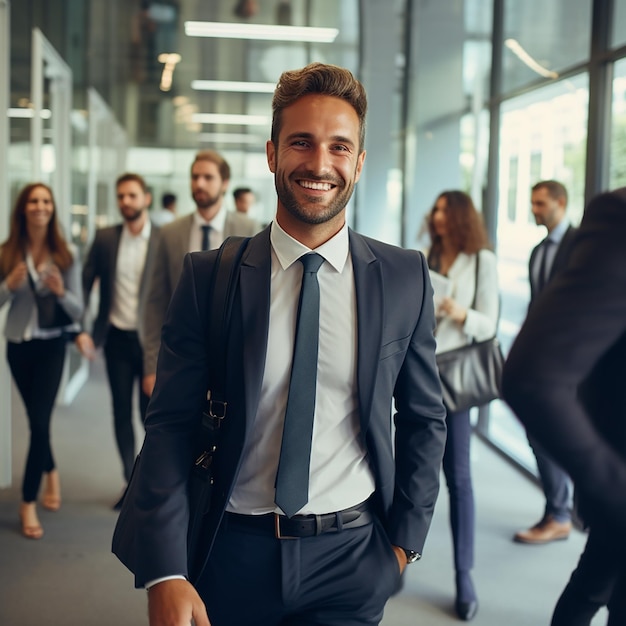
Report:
537,239,553,293
201,225,212,251
274,253,325,518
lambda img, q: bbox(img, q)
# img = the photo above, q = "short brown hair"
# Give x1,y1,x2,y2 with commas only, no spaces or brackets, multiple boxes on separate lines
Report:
191,150,231,181
116,172,149,193
271,62,367,151
532,180,568,206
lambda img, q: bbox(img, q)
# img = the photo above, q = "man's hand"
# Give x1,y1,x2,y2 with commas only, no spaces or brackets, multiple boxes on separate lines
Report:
142,374,157,397
147,579,210,626
391,545,407,576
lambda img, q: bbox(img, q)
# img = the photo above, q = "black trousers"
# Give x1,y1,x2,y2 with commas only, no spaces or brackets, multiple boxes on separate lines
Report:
7,336,66,503
551,523,626,626
103,326,149,483
198,515,401,626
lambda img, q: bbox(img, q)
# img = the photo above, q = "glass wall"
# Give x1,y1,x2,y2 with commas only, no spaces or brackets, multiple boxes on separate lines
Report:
501,0,592,94
610,58,626,190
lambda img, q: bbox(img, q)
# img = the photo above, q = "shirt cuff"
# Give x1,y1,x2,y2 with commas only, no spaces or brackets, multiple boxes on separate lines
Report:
145,575,187,590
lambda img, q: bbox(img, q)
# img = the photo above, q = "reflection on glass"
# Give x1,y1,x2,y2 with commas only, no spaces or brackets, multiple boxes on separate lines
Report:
501,0,591,94
492,73,589,469
612,0,626,48
610,59,626,190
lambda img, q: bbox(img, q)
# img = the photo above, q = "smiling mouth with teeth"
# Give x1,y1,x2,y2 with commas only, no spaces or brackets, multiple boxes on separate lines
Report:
299,180,334,191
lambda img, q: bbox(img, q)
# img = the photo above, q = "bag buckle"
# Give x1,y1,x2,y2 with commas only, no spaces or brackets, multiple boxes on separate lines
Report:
206,390,227,419
274,514,298,540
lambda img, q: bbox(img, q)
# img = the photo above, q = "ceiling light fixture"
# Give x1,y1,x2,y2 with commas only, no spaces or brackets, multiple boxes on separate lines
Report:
8,107,52,119
504,39,559,79
158,53,182,91
192,113,271,125
184,21,338,43
191,79,276,93
198,132,264,144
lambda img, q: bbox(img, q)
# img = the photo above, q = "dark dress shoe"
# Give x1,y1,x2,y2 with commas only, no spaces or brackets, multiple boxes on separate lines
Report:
455,599,478,621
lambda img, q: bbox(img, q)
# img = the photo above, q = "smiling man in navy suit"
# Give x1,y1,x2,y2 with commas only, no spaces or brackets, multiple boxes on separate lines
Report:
114,63,447,626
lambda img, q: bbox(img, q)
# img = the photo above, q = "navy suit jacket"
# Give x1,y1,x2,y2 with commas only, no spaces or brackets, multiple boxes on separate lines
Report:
503,188,626,531
117,226,447,587
528,223,578,305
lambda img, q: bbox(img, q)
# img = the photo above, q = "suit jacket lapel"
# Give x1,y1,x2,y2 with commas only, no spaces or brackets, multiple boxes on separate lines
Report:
239,227,272,430
349,230,383,435
108,225,123,297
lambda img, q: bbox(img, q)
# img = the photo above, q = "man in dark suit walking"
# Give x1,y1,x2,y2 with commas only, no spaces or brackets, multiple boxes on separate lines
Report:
513,180,579,545
113,63,447,626
503,187,626,624
80,172,160,507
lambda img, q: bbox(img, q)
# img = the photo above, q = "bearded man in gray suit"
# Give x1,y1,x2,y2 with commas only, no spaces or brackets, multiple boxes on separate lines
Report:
141,150,261,396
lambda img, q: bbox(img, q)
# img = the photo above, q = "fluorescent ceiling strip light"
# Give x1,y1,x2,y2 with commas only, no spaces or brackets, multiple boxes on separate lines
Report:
185,21,338,43
191,79,276,93
8,107,52,119
505,39,559,79
192,113,270,125
198,133,264,144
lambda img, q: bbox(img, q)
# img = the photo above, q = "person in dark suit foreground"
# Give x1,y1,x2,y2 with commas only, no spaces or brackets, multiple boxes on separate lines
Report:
113,62,447,626
502,187,626,625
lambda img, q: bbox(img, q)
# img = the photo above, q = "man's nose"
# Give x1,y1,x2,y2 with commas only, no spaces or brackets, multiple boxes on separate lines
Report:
309,147,331,174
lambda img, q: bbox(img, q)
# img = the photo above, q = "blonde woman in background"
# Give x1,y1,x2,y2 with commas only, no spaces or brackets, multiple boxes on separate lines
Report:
0,183,83,539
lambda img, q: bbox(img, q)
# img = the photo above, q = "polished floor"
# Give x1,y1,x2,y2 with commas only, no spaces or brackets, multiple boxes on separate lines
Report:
0,356,607,626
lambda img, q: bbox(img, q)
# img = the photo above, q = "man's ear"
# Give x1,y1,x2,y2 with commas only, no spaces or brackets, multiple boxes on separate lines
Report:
354,150,366,183
266,140,276,173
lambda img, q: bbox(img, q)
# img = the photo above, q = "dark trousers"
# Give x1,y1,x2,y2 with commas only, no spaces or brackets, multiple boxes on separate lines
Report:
103,326,149,483
198,516,401,626
527,433,572,522
7,336,66,503
551,523,625,626
442,408,475,573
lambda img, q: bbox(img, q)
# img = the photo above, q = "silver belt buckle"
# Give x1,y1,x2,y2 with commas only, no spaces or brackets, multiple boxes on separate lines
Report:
274,513,298,539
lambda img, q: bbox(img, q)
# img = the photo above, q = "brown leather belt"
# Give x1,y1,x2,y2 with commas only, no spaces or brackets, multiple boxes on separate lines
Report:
225,501,373,539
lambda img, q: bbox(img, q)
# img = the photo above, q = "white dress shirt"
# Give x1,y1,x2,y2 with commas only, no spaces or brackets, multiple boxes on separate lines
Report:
227,220,376,516
109,220,151,330
188,208,226,252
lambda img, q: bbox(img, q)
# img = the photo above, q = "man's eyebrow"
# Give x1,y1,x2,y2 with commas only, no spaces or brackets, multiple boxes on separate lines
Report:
283,132,356,147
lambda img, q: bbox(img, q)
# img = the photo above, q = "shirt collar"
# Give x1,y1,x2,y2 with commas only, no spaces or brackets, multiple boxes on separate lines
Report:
547,218,570,244
122,217,151,240
193,205,226,232
270,219,350,273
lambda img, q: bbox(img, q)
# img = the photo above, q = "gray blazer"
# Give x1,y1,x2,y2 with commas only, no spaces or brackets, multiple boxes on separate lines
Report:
142,210,262,375
82,223,160,347
0,245,83,342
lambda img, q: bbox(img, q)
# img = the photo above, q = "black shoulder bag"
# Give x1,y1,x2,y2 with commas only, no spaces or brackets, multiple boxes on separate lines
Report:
186,235,249,579
112,236,250,581
435,252,504,413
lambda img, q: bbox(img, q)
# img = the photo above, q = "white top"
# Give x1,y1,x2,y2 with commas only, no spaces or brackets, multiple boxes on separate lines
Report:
430,248,499,354
226,220,376,516
109,220,151,331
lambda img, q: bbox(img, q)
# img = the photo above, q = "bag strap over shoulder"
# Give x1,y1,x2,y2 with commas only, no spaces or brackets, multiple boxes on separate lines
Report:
205,235,250,420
